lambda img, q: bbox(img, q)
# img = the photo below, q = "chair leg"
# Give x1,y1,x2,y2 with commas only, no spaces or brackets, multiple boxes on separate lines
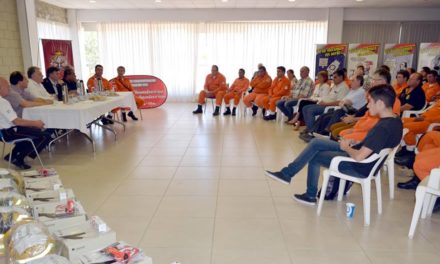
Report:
421,193,433,219
139,109,143,120
29,140,45,168
408,186,427,238
427,196,438,218
375,172,383,214
387,160,395,200
211,99,215,112
317,171,330,215
338,179,346,201
361,180,371,226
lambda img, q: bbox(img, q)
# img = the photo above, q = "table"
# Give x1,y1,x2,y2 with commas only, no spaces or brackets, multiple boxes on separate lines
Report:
22,92,138,152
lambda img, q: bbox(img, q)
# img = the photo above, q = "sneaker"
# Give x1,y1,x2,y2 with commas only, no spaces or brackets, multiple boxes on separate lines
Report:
265,170,290,185
292,193,317,206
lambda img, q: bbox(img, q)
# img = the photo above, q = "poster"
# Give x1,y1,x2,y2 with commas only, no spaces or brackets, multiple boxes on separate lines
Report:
417,43,440,71
315,44,348,78
383,43,416,80
41,39,74,70
347,44,380,77
125,75,168,109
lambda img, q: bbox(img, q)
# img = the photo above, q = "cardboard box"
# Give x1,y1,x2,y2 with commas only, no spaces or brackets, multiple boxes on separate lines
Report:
24,178,63,198
33,200,87,232
28,188,75,205
76,241,153,264
53,221,117,262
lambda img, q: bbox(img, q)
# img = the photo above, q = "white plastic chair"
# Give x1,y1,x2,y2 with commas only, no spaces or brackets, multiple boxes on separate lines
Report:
401,101,429,118
203,95,216,113
408,168,440,238
317,148,392,226
0,130,44,169
383,128,408,199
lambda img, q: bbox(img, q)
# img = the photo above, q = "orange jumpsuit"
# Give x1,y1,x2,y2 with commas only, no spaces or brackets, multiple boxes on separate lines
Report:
414,131,440,180
339,99,401,142
197,73,227,105
243,74,272,107
402,100,440,145
344,77,352,88
422,82,440,102
393,82,408,97
217,77,250,106
255,76,291,112
87,76,111,92
111,77,145,108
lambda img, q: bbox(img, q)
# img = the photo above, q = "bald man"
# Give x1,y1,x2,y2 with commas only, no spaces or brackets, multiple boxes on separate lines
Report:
193,65,227,115
243,66,272,116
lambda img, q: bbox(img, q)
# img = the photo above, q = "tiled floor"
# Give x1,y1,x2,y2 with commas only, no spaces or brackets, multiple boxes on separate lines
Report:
4,103,440,264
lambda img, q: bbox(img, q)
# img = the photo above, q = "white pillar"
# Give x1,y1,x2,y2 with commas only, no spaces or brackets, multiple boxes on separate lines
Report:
16,0,39,70
327,8,344,43
67,9,83,79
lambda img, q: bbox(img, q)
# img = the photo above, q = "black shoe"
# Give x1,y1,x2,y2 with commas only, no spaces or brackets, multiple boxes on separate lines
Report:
121,112,127,122
223,107,231,116
262,109,266,116
397,176,420,190
433,199,440,213
101,118,109,125
265,170,291,185
299,133,314,143
11,159,31,170
213,106,220,116
106,115,114,124
251,105,258,116
193,105,203,114
395,153,415,169
292,193,317,206
264,114,276,121
128,111,138,121
232,107,236,116
395,148,410,158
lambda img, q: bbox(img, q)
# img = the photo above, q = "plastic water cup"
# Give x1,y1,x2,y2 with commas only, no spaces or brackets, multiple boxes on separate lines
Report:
346,202,356,219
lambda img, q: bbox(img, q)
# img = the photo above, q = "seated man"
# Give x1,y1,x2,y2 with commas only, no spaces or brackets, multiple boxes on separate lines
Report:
87,65,113,124
422,70,440,102
265,84,402,205
243,66,272,116
420,66,431,83
299,69,349,142
193,65,227,115
255,66,291,120
399,72,426,113
393,70,409,96
5,71,52,118
42,66,63,99
26,66,53,99
0,77,50,170
62,66,79,92
276,66,314,122
216,68,249,116
111,66,144,121
398,131,440,190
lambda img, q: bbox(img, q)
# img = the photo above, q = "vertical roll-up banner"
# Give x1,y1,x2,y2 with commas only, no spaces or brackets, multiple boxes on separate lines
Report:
347,44,380,78
315,44,348,79
383,43,416,80
417,43,440,71
125,75,168,109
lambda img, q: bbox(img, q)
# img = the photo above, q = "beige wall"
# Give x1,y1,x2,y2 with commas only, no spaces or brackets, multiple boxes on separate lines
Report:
0,0,23,79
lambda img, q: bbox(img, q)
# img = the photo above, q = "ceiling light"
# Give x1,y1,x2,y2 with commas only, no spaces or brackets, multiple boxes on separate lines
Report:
89,0,96,3
356,0,364,2
221,0,228,2
155,0,162,3
288,0,296,2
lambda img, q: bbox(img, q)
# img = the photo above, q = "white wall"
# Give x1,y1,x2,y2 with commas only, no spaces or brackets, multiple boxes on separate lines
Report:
344,8,440,21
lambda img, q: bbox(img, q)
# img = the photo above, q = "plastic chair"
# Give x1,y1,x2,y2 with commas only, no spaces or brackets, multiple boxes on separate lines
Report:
0,130,44,169
408,168,440,238
317,148,392,226
401,101,429,118
203,95,216,113
383,128,408,199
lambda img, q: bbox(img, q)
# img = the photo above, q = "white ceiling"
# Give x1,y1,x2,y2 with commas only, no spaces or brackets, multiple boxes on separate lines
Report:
41,0,440,9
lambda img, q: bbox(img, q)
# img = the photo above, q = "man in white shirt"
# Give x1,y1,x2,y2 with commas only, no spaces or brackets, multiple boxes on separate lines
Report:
26,66,53,99
0,77,50,170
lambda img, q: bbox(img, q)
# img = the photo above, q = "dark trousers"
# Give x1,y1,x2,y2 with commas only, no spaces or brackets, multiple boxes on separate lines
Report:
1,127,51,163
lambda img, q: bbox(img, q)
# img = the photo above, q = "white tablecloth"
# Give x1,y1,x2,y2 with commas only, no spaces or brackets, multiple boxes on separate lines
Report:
22,92,137,133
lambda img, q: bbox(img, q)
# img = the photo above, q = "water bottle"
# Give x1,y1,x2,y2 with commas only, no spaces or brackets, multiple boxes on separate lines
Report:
62,84,69,104
97,79,103,93
77,80,83,96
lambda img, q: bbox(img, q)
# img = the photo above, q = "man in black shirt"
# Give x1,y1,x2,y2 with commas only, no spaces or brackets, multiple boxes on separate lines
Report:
265,85,403,206
399,73,426,113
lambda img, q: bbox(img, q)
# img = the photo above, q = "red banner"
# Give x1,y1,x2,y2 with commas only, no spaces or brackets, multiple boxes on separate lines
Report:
41,39,74,71
125,75,168,109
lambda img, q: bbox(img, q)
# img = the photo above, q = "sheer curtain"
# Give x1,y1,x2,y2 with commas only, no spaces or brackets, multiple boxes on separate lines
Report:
37,19,71,72
94,21,327,102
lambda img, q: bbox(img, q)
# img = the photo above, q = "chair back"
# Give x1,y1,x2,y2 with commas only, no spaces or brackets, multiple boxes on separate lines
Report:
367,148,392,178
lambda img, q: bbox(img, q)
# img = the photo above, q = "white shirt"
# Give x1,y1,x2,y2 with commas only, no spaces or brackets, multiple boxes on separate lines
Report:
0,97,18,129
27,79,52,99
343,88,367,110
321,81,349,103
311,83,330,100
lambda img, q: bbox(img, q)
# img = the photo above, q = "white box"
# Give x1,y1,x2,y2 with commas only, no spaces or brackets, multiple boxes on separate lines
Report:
53,221,117,262
23,174,60,185
33,200,87,232
28,188,75,205
24,178,63,198
76,241,153,264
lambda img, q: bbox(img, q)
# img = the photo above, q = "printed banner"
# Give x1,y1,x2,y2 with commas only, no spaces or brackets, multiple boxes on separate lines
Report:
125,75,168,109
417,43,440,71
41,39,74,70
347,44,380,78
383,43,416,80
315,44,348,78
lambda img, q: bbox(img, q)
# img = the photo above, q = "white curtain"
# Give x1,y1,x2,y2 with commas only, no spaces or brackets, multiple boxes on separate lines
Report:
37,19,71,73
93,21,327,102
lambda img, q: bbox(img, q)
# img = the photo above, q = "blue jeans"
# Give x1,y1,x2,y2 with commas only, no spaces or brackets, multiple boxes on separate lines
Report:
280,138,361,197
276,99,298,120
302,104,326,130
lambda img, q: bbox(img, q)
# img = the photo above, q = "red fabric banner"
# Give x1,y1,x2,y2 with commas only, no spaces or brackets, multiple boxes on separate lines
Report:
41,39,74,70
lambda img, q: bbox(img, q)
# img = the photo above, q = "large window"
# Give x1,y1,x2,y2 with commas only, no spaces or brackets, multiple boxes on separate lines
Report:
81,21,327,102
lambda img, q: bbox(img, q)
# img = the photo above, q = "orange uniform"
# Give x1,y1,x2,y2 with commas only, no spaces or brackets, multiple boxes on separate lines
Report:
339,99,401,142
197,73,227,105
243,73,272,107
393,82,408,96
414,131,440,181
344,77,352,87
255,76,291,112
422,82,440,102
402,100,440,145
217,77,250,106
111,77,145,108
86,76,111,92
